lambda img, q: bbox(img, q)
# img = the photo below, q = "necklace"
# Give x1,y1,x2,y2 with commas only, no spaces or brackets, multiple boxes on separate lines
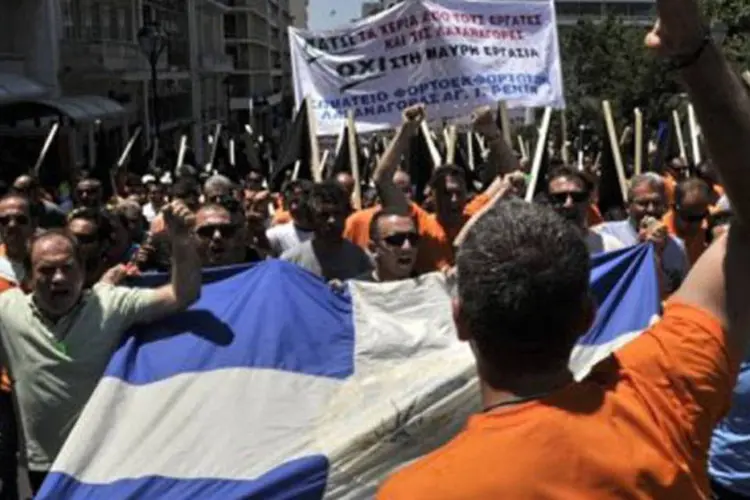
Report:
482,384,569,413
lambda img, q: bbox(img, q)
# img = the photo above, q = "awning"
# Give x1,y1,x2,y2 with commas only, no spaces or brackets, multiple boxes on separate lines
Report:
0,72,48,104
0,95,126,124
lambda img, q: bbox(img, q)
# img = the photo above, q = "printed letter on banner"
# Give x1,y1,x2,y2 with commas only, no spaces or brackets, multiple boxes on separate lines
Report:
289,0,565,136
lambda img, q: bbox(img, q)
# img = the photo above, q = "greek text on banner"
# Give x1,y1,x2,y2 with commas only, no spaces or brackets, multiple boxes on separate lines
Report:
289,0,565,136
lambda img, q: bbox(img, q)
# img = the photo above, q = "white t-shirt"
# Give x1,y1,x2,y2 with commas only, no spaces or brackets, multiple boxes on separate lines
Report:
585,230,626,255
266,222,313,255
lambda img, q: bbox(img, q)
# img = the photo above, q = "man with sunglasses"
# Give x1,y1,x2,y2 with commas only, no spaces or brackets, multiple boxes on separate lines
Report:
0,193,37,500
663,178,712,266
357,208,419,282
73,177,104,209
545,167,624,255
67,208,114,288
194,203,258,267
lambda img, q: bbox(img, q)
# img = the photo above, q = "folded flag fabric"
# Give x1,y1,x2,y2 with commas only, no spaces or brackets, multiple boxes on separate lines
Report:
39,244,659,499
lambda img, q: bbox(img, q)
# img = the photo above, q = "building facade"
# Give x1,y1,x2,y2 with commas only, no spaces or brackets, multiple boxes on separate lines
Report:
289,0,308,29
0,0,232,175
223,0,295,133
554,0,655,26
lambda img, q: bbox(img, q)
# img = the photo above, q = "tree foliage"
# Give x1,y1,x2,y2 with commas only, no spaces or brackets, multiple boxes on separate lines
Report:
558,0,750,132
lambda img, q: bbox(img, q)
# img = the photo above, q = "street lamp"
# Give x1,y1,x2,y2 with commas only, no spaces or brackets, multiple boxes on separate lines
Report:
138,21,168,146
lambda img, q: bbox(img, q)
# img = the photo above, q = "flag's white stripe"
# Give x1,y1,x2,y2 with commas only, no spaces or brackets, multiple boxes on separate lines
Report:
52,368,342,482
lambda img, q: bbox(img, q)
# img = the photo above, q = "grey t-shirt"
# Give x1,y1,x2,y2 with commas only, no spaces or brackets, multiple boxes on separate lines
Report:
281,239,373,281
0,283,161,471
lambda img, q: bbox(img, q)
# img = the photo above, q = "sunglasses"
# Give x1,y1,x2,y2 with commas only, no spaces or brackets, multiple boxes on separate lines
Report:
383,232,419,247
549,191,588,205
0,214,29,226
196,224,239,239
678,211,708,223
73,232,99,244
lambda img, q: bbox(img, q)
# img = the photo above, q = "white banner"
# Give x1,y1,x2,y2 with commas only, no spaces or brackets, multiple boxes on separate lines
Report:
290,0,564,136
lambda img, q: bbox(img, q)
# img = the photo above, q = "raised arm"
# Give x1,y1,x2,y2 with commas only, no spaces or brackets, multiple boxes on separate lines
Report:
149,201,202,318
471,106,520,182
373,105,425,213
649,1,750,356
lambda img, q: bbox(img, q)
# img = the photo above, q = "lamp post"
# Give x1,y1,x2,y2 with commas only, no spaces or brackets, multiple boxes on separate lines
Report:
138,21,168,146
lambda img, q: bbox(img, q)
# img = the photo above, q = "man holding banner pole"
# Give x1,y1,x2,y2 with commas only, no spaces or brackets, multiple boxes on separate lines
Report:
379,0,750,496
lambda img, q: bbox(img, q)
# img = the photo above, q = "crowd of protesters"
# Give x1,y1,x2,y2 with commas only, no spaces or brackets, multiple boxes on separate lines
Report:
0,0,749,497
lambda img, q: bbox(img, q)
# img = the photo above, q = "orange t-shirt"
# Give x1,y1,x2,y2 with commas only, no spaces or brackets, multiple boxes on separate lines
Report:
343,194,490,274
271,209,292,226
664,173,677,205
663,210,707,266
378,302,735,499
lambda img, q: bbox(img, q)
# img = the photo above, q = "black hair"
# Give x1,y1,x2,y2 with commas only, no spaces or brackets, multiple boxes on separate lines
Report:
171,178,200,199
456,199,590,385
282,179,313,205
368,207,415,243
0,193,42,222
546,166,592,195
429,165,466,192
674,178,712,208
67,207,114,243
308,181,348,213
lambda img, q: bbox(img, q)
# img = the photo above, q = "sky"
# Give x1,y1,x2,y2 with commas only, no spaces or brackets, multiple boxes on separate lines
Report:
307,0,368,30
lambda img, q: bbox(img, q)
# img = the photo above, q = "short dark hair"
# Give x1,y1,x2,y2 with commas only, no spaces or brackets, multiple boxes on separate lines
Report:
282,179,313,203
546,166,592,194
429,165,466,192
674,178,712,207
707,210,732,244
67,207,113,243
171,178,199,199
308,181,348,212
368,206,415,243
0,193,41,222
456,200,590,385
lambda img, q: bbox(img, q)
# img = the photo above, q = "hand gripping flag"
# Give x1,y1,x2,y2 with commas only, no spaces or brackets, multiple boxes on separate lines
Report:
39,244,659,499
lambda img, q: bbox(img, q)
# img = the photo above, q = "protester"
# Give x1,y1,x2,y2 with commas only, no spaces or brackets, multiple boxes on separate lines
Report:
378,1,750,495
203,174,238,204
593,173,689,293
66,207,114,288
545,166,624,254
266,179,314,255
281,181,372,281
0,200,201,494
73,177,104,209
11,175,67,229
334,171,356,202
357,208,418,282
141,176,166,223
194,203,257,267
663,177,712,266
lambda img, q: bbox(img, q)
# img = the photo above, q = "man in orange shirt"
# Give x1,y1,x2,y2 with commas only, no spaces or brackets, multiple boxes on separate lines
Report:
663,178,712,266
378,3,750,497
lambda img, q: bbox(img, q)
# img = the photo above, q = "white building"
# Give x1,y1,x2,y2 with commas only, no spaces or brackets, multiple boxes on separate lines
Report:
555,0,655,26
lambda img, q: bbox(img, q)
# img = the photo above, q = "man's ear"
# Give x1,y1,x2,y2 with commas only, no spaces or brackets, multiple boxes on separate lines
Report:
452,297,471,342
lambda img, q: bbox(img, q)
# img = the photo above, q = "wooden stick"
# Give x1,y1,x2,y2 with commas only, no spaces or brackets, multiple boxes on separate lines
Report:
602,100,629,202
498,101,511,146
334,122,347,156
207,123,222,169
116,126,142,170
672,110,687,161
320,149,330,171
346,109,362,210
149,137,159,171
305,97,321,182
176,135,187,169
687,103,701,166
291,160,301,181
524,107,553,202
420,121,442,169
229,138,236,167
445,125,458,164
517,135,527,160
33,122,59,177
560,110,569,165
634,108,643,176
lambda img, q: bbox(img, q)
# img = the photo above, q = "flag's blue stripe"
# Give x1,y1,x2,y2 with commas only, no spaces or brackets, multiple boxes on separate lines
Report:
38,456,329,500
105,260,355,384
581,244,659,346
